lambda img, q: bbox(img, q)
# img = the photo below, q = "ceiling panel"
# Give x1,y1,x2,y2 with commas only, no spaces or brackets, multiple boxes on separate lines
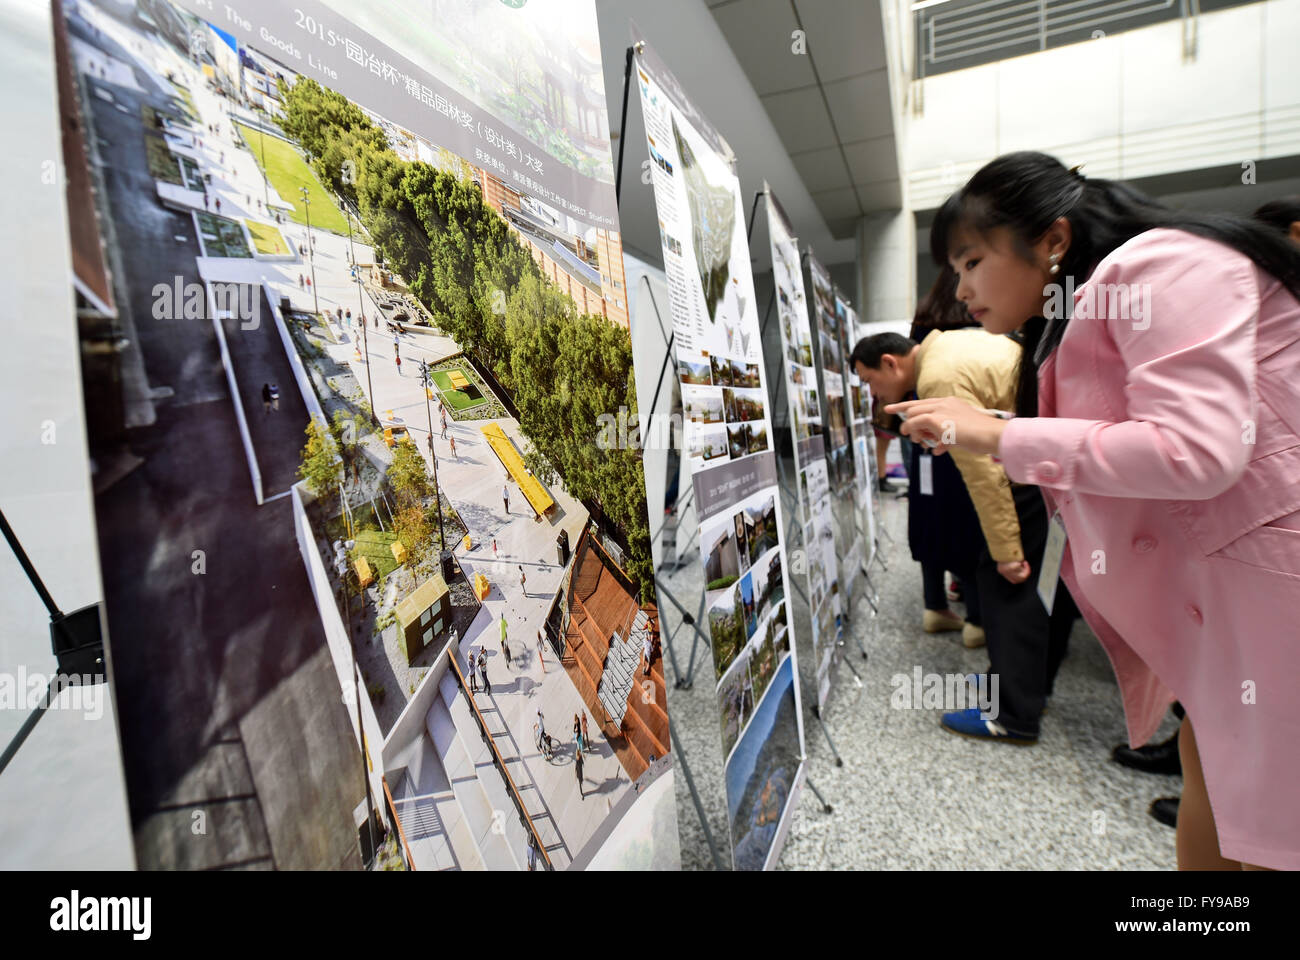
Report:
793,0,887,81
761,85,839,153
852,177,904,211
822,69,894,143
843,134,898,185
710,0,816,96
790,145,853,192
710,0,903,236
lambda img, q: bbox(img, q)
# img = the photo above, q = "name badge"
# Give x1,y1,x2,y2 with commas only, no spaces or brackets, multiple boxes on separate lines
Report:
919,452,934,496
1037,511,1068,615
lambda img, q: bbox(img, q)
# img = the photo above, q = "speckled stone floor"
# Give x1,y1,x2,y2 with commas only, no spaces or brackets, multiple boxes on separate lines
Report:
662,473,1183,870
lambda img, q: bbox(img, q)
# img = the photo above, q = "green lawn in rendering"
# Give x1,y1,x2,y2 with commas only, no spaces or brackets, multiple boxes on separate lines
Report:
245,220,290,255
195,213,251,258
144,133,181,184
431,367,488,412
351,528,401,580
234,121,351,235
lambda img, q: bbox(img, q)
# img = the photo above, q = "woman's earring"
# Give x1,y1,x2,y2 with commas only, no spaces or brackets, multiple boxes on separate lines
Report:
1049,253,1060,276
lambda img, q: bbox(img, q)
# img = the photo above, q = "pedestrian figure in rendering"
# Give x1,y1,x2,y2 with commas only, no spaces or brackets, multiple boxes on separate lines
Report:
537,629,547,672
503,483,510,515
214,197,221,214
575,747,584,800
492,538,499,560
395,354,401,375
441,420,448,440
518,565,526,596
467,648,478,693
269,383,279,411
305,276,311,289
573,714,582,753
643,631,654,677
478,649,490,695
449,435,457,458
581,711,589,750
204,193,210,210
298,274,304,289
261,382,272,414
346,308,352,326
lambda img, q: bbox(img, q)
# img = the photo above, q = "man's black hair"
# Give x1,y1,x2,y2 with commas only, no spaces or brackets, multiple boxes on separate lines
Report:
851,332,916,371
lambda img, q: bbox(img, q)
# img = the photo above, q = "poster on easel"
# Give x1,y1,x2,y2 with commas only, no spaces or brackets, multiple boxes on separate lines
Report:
633,28,806,871
765,186,842,712
847,310,879,565
59,0,679,871
830,288,866,596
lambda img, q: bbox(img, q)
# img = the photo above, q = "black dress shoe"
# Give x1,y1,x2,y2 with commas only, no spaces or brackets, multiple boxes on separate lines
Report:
1112,734,1182,775
1149,796,1179,829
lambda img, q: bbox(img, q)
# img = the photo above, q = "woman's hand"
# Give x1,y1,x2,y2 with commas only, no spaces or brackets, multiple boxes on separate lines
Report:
884,396,1009,457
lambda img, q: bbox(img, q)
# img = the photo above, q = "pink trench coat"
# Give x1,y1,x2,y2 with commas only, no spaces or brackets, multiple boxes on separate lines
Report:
998,228,1300,870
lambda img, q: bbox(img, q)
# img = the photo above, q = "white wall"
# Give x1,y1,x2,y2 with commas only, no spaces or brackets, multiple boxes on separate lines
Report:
0,0,135,869
906,0,1300,210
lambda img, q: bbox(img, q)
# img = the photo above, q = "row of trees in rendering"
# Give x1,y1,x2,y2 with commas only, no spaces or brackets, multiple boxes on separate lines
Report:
277,77,652,596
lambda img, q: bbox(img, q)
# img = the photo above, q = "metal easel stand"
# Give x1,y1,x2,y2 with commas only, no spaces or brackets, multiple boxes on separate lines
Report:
804,774,833,814
617,48,731,869
668,716,726,870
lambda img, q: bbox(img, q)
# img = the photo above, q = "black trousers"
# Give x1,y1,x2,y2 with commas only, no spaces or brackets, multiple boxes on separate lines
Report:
922,562,982,626
975,484,1078,738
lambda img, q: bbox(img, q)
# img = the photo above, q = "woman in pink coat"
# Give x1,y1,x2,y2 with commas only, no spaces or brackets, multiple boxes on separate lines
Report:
891,153,1300,871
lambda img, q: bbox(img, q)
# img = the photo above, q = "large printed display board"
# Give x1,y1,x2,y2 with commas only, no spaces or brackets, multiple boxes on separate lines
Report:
847,310,879,563
176,0,620,227
60,0,676,870
634,33,805,870
765,187,842,712
830,289,866,594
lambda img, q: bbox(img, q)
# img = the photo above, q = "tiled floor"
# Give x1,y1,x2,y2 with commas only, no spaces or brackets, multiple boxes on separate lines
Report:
664,482,1183,870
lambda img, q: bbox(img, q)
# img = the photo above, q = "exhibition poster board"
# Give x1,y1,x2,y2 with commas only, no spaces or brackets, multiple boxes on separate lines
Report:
61,0,676,870
765,186,843,712
634,32,806,871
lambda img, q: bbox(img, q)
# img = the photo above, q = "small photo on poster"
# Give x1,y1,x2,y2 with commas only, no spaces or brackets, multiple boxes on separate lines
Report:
710,354,733,386
727,422,749,459
750,620,778,707
719,651,755,761
772,602,790,656
755,549,785,625
683,385,725,425
687,423,729,467
742,494,779,566
726,657,800,871
679,357,713,385
739,570,758,641
708,581,747,679
733,510,751,575
722,387,765,424
701,513,742,603
746,423,769,455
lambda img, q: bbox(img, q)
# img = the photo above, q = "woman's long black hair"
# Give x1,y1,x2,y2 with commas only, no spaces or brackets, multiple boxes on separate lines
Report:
930,152,1300,416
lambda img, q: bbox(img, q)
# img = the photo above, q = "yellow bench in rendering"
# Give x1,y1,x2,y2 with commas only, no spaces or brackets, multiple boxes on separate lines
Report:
479,422,555,517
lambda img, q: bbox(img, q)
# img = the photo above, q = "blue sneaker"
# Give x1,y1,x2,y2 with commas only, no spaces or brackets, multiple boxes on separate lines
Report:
940,708,1037,745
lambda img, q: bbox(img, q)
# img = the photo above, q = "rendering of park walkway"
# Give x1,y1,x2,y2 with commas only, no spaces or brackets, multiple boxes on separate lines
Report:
156,44,644,864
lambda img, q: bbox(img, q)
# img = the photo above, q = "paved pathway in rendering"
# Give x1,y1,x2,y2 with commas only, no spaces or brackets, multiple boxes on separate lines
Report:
169,59,640,861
